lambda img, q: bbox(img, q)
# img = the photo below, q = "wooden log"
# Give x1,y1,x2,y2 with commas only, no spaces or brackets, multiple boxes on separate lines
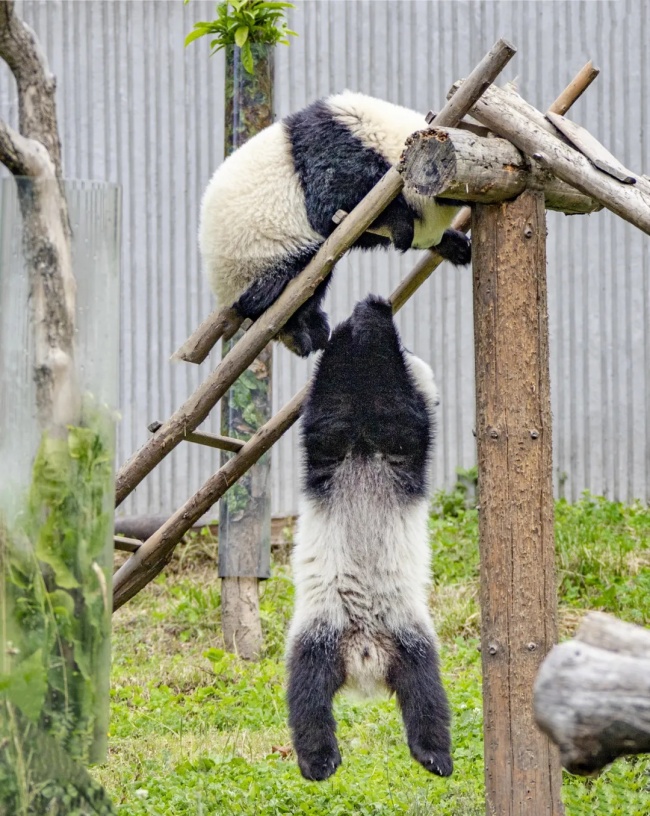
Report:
171,305,244,366
400,127,602,214
114,514,170,541
534,611,650,775
432,39,516,127
169,39,517,368
114,39,517,507
458,82,650,235
473,191,563,815
547,60,600,116
113,535,141,553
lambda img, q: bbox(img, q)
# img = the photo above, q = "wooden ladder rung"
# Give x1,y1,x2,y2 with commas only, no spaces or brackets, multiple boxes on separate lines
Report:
184,430,244,453
148,421,245,453
114,535,142,553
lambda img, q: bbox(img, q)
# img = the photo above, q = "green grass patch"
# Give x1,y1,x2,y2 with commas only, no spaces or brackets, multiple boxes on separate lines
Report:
95,494,650,814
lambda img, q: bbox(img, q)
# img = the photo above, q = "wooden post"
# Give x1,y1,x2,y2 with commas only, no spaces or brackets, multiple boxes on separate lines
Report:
472,190,563,815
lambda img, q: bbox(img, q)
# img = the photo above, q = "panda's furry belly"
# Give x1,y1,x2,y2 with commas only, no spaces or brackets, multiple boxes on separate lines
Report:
289,467,435,699
340,627,395,699
411,202,459,250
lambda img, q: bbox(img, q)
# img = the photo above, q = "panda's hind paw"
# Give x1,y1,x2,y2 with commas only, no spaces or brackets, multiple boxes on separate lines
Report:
297,741,342,782
410,744,453,777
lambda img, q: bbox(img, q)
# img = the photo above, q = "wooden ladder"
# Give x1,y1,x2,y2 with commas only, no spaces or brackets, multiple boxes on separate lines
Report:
111,38,517,611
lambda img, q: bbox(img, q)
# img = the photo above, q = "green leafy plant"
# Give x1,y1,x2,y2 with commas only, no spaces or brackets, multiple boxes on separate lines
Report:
1,402,115,813
184,0,297,73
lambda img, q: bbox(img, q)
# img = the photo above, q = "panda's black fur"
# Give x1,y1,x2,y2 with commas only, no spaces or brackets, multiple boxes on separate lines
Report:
199,92,470,357
285,296,452,781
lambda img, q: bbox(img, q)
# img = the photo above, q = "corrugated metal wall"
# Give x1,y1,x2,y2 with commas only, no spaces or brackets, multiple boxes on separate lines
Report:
1,1,648,518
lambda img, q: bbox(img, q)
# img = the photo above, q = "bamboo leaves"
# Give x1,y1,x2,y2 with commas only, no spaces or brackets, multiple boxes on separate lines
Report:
184,0,296,73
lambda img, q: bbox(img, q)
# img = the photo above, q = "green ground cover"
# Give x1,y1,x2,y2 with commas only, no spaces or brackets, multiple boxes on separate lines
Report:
95,492,650,815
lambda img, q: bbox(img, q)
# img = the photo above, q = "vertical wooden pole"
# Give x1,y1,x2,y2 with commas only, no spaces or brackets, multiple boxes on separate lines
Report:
472,190,564,815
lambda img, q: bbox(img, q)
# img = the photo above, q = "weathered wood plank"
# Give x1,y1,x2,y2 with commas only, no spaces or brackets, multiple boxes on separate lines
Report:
457,82,650,235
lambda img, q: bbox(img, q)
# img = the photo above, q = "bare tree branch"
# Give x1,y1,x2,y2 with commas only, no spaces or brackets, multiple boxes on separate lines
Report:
0,1,77,430
0,0,63,176
0,118,52,175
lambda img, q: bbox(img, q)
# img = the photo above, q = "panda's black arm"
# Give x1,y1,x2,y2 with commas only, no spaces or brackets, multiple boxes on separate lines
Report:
367,196,415,252
234,272,296,320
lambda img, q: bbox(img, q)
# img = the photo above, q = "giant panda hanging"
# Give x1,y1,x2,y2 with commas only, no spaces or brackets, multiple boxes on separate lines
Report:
285,295,452,781
199,91,471,357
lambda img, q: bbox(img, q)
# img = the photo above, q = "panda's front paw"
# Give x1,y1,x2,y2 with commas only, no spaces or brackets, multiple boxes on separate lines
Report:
297,741,342,781
410,744,453,777
435,229,471,266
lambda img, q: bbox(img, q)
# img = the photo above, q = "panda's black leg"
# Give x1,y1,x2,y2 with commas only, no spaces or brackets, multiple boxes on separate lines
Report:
287,625,346,781
278,273,333,357
433,229,471,266
234,245,322,321
386,629,453,777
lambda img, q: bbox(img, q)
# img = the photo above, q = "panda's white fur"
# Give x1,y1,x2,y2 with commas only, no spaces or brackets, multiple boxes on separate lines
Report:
198,91,470,357
288,465,436,699
285,296,452,782
199,123,321,311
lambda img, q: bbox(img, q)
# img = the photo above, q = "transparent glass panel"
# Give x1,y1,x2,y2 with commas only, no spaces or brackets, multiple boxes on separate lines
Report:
0,178,120,807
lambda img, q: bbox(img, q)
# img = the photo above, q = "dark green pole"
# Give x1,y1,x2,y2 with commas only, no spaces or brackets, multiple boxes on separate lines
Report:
219,42,274,660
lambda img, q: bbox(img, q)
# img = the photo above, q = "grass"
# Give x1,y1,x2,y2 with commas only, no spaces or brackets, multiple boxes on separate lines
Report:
94,491,650,815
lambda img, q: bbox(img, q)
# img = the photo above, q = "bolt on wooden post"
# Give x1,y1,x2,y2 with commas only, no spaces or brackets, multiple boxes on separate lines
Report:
472,190,564,815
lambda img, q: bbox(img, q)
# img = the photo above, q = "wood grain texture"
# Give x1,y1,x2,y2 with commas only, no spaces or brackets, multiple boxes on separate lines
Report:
464,83,650,235
472,191,563,815
534,612,650,775
400,127,601,214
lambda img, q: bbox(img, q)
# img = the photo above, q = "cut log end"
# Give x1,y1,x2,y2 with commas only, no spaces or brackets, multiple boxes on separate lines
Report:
534,613,650,776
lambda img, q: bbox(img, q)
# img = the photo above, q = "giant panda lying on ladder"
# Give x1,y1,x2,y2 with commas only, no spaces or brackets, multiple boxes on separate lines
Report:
199,91,470,357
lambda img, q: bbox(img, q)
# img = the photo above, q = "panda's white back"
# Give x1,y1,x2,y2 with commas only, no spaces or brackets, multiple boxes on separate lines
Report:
198,122,321,309
326,91,430,166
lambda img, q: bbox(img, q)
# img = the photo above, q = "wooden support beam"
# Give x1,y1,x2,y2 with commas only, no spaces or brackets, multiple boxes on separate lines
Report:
171,306,245,366
459,82,650,235
547,60,600,116
472,191,563,815
400,127,601,214
184,429,244,453
432,39,516,128
534,611,650,775
113,535,142,553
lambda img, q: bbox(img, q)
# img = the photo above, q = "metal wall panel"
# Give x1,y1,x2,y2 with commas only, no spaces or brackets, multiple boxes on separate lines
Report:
1,1,648,519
